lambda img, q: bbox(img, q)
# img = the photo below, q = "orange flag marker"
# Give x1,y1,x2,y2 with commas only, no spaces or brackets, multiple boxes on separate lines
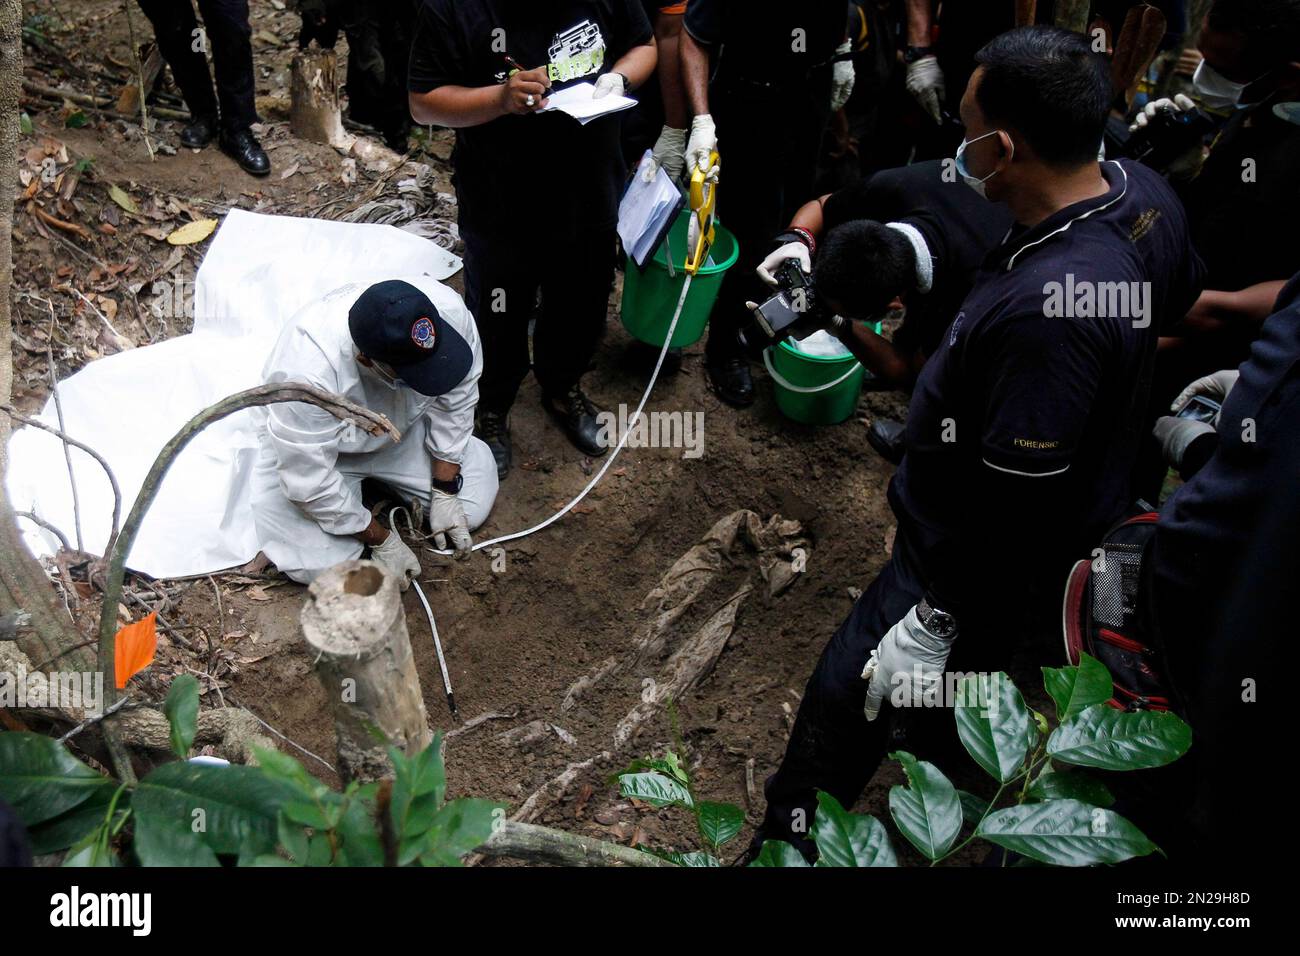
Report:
114,611,158,689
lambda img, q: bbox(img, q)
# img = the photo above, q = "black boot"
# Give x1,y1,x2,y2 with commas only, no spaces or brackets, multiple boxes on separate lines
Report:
476,411,512,479
219,127,271,177
543,384,608,457
180,114,217,149
706,356,755,408
867,417,907,465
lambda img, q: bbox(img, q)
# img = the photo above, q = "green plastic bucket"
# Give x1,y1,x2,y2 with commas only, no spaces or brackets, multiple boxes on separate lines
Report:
764,331,875,426
621,209,740,348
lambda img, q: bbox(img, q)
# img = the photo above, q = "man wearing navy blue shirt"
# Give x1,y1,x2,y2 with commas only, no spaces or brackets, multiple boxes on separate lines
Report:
754,27,1205,859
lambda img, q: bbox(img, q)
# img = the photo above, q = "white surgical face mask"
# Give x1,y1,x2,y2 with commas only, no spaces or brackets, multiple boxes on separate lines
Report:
954,129,1011,199
1192,59,1265,110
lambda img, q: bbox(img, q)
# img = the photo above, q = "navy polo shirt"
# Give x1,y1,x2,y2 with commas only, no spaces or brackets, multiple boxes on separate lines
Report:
889,160,1205,608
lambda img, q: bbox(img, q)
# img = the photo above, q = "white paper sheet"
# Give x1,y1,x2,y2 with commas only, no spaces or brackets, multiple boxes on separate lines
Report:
6,210,463,578
539,82,637,125
617,152,684,268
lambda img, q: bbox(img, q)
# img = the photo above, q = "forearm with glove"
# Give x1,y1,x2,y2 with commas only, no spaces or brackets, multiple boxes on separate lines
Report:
1153,369,1238,478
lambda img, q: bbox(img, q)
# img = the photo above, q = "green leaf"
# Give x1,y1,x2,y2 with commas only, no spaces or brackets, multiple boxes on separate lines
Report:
281,800,331,830
1026,767,1115,807
749,840,811,867
19,112,33,135
887,752,962,860
812,791,898,867
25,782,123,854
164,674,200,758
250,746,318,797
1048,705,1192,771
277,812,309,864
954,673,1032,783
618,771,693,809
63,833,119,867
1042,653,1113,721
956,789,990,825
0,732,115,827
696,801,744,848
132,762,295,866
977,799,1158,865
64,110,89,129
417,798,503,866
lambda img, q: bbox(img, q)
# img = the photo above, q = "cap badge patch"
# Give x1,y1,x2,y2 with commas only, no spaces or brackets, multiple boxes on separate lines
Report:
411,316,436,349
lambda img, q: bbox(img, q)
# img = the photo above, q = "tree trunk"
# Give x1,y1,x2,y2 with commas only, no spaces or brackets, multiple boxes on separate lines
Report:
0,0,92,674
300,561,433,783
290,48,348,147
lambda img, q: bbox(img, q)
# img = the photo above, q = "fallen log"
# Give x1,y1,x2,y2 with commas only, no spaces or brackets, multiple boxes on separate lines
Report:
478,820,671,868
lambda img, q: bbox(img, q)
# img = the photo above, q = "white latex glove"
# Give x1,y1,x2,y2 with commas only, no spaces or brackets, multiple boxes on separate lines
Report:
756,241,812,287
1153,415,1215,469
1129,93,1196,133
1171,369,1239,421
644,125,687,183
861,605,955,722
686,113,718,176
831,41,856,112
592,72,626,99
428,488,472,556
371,531,421,590
905,56,945,125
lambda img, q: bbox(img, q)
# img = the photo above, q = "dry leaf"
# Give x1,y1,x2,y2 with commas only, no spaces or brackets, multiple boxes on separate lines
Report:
166,218,218,245
115,612,158,688
108,184,139,214
244,585,271,602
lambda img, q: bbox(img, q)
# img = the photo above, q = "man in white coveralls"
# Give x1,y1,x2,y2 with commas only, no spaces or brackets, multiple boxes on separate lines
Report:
250,278,499,586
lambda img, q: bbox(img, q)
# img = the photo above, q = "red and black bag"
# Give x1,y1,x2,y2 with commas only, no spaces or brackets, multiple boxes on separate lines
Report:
1062,511,1181,714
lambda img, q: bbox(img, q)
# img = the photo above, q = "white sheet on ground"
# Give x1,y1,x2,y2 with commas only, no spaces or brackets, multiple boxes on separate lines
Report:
5,209,462,578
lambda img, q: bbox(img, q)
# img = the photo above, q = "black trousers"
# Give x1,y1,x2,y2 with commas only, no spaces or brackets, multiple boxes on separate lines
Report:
758,521,1018,856
137,0,256,134
461,226,616,415
704,76,832,363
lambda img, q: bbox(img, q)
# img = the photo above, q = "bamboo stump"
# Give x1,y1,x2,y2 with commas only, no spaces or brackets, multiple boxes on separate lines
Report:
300,561,432,783
289,48,348,147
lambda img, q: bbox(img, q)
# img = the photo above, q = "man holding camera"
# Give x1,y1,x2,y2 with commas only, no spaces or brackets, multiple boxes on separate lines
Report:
751,26,1204,861
750,158,1013,461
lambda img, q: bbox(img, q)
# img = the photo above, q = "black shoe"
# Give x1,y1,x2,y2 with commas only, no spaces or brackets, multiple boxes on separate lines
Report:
180,114,217,149
543,384,608,457
219,128,271,177
706,356,755,408
476,411,512,479
867,417,906,465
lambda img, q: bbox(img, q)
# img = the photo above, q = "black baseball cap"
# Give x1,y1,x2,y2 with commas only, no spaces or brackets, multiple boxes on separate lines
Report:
347,280,472,397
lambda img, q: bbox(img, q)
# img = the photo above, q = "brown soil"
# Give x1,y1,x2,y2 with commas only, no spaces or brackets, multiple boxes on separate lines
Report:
13,1,1050,865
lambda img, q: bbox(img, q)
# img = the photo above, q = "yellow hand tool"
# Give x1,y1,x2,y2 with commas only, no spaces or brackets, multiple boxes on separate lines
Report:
684,149,719,275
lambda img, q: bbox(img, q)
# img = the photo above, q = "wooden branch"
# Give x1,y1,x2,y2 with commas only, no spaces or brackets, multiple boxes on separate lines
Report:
87,384,398,781
20,79,189,121
478,820,673,868
2,402,123,556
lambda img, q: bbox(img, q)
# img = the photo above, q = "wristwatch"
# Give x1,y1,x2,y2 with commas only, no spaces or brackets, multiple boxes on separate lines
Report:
610,72,628,94
904,45,935,64
432,473,463,496
917,596,957,638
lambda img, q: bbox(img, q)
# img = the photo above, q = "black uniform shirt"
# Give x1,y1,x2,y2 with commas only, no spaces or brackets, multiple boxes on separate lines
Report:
889,160,1204,613
1181,105,1300,291
821,159,1014,357
408,0,652,236
683,0,845,84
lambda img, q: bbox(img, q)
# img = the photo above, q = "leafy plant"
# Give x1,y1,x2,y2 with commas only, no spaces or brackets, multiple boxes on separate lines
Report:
618,655,1191,867
614,750,745,866
0,704,502,867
